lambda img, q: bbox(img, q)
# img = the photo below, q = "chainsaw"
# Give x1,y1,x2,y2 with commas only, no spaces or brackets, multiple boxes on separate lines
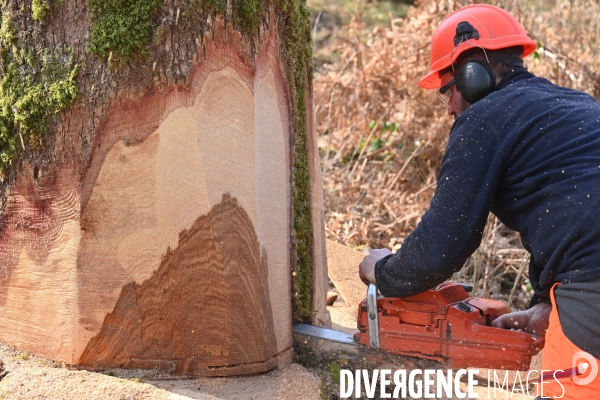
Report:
293,282,544,370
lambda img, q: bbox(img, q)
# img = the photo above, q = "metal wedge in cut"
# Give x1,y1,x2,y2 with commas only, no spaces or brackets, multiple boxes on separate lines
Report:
366,283,380,348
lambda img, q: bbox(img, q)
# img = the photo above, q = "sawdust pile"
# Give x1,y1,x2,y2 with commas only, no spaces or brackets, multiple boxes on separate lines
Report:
0,344,321,400
316,0,600,307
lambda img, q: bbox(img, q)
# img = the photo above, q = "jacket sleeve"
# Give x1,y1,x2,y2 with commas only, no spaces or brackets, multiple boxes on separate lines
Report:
375,113,507,298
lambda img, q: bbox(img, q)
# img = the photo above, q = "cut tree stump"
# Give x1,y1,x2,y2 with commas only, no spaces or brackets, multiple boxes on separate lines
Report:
0,0,326,377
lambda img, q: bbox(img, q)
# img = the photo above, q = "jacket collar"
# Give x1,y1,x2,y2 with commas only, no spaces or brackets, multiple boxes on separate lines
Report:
496,68,534,91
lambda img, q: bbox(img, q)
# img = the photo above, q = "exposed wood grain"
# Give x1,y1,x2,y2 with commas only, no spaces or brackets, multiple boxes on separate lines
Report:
79,194,280,375
73,42,292,373
0,10,324,377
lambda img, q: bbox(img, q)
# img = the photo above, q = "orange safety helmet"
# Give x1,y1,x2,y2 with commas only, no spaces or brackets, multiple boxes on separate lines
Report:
419,4,537,90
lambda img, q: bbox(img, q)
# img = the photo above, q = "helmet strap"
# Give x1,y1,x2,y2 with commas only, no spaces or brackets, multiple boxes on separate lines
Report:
487,50,524,68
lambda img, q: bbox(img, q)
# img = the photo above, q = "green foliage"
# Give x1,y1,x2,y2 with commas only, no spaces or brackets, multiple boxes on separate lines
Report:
382,121,397,133
87,0,162,63
307,0,410,28
533,39,544,63
349,120,400,164
368,138,383,152
0,11,79,173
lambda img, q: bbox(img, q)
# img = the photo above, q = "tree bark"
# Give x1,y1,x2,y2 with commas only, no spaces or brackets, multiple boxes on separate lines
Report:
0,0,326,376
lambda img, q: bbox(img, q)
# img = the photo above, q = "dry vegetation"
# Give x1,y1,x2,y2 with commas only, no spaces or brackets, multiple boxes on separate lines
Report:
315,0,600,308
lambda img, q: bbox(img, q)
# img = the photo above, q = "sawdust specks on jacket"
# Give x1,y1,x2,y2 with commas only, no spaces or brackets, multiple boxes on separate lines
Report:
375,69,600,302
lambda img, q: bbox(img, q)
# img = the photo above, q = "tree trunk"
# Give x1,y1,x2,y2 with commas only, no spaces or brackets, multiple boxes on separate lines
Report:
0,0,326,377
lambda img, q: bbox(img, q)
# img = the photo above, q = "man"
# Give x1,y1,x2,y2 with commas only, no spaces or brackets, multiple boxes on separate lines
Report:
359,4,600,398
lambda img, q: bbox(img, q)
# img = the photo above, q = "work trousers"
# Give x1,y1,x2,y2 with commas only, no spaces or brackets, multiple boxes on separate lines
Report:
538,284,600,399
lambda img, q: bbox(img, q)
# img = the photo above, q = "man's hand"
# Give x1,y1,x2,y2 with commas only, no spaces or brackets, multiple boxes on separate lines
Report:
359,248,392,286
490,302,552,336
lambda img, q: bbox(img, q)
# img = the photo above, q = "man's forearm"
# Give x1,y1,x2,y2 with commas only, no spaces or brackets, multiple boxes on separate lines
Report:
374,250,454,298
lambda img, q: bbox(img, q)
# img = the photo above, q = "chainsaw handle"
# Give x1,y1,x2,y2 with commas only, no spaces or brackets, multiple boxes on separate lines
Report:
367,283,380,348
531,333,545,351
460,283,474,292
435,281,473,293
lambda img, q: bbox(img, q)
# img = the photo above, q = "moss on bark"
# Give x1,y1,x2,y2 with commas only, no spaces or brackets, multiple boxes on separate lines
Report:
274,0,315,323
87,0,163,64
0,4,79,175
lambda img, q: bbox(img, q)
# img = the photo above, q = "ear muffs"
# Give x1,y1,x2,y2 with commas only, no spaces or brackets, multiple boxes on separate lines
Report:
456,59,496,104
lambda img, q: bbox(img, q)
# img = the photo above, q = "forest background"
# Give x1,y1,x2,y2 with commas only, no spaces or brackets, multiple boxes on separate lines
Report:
310,0,600,309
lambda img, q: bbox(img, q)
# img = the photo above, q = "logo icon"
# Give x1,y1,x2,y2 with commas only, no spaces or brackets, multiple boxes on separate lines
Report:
572,351,598,385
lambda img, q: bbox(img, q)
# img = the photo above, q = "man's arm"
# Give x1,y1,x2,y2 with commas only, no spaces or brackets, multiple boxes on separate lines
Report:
373,113,509,298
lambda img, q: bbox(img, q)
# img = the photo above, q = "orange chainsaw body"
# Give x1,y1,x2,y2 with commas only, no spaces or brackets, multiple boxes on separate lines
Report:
355,282,543,370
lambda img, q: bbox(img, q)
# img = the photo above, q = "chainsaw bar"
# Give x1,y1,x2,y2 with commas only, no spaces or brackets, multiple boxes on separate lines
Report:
293,283,379,347
292,323,357,345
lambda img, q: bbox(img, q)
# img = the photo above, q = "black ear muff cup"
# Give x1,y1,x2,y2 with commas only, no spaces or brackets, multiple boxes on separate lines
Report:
456,60,496,104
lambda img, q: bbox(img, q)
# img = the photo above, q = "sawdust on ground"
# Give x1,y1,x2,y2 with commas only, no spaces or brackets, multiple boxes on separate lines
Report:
0,345,321,400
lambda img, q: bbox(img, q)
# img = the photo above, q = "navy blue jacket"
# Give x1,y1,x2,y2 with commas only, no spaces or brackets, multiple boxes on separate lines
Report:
375,69,600,303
